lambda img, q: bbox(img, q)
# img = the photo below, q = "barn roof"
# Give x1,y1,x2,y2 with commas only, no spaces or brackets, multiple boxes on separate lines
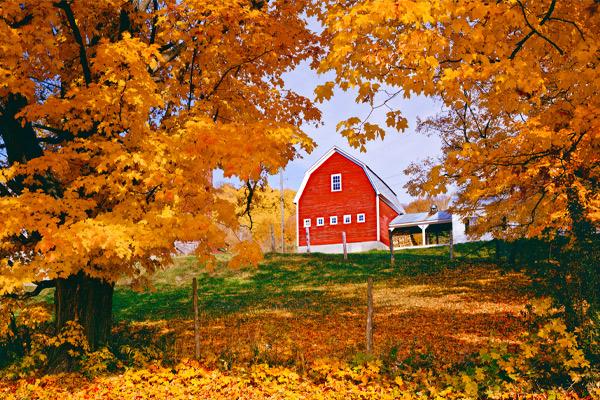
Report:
389,210,452,228
293,146,403,213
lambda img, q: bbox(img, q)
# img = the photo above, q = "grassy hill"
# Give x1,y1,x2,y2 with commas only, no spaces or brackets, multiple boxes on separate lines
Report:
99,242,531,368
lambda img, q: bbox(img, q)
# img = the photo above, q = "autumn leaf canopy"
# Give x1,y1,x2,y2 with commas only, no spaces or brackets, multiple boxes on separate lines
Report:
0,0,321,294
317,0,599,239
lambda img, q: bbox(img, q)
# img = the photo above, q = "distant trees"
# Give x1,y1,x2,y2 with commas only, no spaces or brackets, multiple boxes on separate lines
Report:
219,184,296,253
402,196,451,214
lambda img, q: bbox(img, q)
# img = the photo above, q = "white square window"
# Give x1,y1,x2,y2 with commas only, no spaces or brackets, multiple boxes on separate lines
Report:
316,217,324,226
303,218,311,228
331,174,342,192
329,216,338,225
357,213,365,223
343,214,351,224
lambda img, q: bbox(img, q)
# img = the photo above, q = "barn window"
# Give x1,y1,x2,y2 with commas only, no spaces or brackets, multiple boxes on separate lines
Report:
303,218,311,228
330,216,338,225
343,214,351,224
331,174,342,192
316,217,324,226
357,213,365,223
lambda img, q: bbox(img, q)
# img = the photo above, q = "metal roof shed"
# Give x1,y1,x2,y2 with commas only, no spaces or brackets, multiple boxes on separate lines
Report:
389,210,453,229
388,210,453,256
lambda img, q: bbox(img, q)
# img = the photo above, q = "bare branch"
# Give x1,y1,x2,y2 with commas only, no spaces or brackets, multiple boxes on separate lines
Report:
240,180,259,230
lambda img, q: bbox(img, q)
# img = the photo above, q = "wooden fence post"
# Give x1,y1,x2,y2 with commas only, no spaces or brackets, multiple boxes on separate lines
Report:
270,224,276,253
305,227,311,253
342,231,348,260
366,276,374,354
192,277,200,359
449,230,454,260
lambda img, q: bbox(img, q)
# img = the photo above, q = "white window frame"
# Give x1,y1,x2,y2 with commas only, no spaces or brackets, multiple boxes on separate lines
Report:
303,218,311,228
316,217,324,226
329,216,338,225
343,214,351,224
331,173,342,192
357,213,365,223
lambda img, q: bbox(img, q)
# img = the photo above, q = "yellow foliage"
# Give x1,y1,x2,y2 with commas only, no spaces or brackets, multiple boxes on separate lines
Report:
228,240,264,270
219,183,297,252
318,0,600,239
0,0,320,297
0,356,588,399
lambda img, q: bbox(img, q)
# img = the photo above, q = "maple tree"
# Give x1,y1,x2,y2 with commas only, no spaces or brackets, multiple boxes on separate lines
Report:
317,0,599,322
0,0,321,365
219,183,296,252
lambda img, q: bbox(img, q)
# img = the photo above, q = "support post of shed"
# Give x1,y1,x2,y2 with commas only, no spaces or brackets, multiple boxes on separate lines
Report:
389,228,394,263
418,224,429,246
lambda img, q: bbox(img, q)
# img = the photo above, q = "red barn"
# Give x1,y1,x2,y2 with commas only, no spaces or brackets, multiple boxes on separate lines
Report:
294,147,403,253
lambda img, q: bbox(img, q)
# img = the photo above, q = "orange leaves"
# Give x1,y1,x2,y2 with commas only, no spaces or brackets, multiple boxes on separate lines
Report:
319,0,600,240
314,81,335,103
228,241,263,270
385,111,408,132
335,117,386,151
0,0,324,299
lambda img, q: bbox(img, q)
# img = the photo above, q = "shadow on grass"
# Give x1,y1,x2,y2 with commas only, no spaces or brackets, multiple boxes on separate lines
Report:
113,242,501,322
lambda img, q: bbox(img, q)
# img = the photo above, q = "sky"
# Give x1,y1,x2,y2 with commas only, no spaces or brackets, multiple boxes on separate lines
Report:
278,62,444,205
215,62,445,205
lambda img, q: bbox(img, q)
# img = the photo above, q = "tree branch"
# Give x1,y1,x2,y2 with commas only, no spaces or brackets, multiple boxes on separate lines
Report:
548,16,585,39
510,0,564,60
32,123,74,143
1,14,33,29
187,46,198,111
149,0,159,45
55,0,92,86
204,49,272,100
539,0,556,25
241,180,259,230
145,184,162,204
5,279,56,300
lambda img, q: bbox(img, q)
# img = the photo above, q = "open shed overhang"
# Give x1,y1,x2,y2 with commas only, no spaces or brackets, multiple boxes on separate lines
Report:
389,210,453,229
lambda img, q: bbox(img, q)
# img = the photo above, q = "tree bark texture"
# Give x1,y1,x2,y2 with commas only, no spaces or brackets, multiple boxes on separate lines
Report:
54,272,114,350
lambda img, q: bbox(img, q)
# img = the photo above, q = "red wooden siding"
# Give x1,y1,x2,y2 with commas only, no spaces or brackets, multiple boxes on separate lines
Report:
298,152,378,246
378,197,398,246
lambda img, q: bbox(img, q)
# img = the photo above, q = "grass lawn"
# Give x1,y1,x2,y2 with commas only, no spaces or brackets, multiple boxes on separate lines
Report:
91,242,533,368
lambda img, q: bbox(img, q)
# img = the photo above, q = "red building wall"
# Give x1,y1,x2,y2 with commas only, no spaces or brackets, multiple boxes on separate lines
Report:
378,198,398,246
298,153,378,246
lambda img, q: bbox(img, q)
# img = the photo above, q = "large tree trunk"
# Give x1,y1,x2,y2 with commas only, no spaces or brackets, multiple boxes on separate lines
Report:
3,95,116,371
48,272,114,371
0,93,43,165
54,272,114,350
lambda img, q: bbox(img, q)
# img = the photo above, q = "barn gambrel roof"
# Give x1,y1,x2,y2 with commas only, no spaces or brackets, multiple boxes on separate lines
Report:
293,146,404,214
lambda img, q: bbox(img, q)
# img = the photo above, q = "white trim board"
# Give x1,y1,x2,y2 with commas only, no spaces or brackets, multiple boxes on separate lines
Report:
297,240,387,254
